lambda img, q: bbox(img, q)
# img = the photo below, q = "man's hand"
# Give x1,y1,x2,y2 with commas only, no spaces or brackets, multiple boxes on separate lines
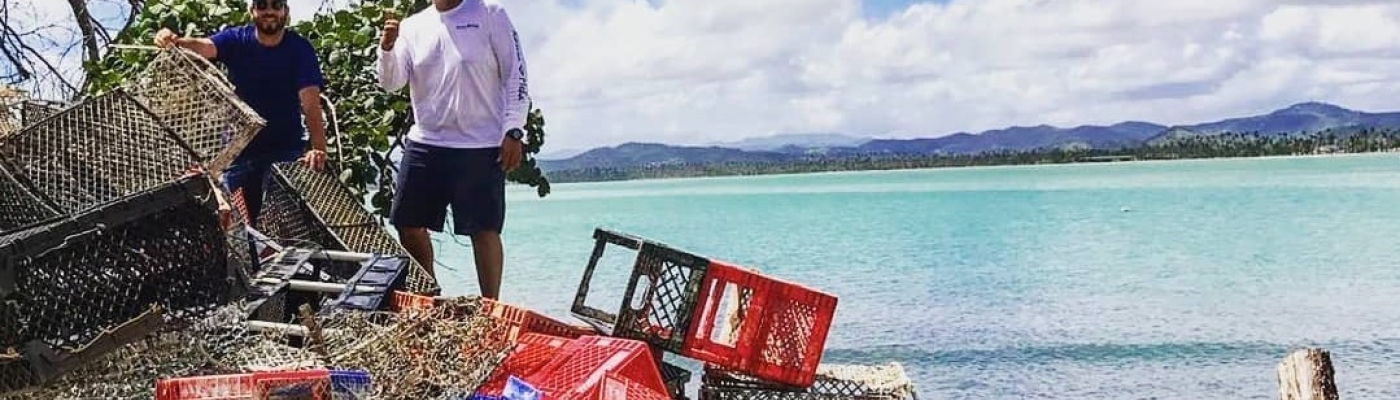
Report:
499,137,522,172
154,28,179,48
300,149,328,171
380,11,400,51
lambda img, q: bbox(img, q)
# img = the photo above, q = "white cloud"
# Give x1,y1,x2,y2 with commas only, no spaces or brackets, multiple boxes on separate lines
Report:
14,0,1400,153
485,0,1400,152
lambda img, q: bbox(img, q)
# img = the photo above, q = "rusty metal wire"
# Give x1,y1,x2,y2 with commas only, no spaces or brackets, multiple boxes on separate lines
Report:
121,47,266,175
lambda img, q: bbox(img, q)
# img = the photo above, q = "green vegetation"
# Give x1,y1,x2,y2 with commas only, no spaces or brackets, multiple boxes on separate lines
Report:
547,128,1400,183
83,0,551,217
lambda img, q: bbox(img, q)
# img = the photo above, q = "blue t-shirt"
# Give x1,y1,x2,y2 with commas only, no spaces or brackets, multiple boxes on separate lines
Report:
211,25,324,160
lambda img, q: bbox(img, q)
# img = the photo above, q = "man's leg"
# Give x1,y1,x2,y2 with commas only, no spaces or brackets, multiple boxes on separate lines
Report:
398,226,435,279
389,139,451,282
452,147,508,299
470,231,503,299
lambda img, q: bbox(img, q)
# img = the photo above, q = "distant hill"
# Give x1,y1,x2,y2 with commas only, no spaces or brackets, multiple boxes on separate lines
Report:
1174,102,1400,137
540,102,1400,172
539,142,792,171
712,133,871,153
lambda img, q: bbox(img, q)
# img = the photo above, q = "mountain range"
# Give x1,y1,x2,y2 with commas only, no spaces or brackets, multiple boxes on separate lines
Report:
539,102,1400,172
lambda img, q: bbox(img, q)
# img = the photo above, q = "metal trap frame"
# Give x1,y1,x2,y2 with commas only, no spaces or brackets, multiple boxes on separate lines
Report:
0,87,204,219
699,363,918,400
0,177,235,353
258,160,439,294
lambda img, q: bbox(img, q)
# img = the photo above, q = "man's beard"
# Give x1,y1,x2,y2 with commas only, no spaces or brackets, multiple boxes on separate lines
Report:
255,15,286,35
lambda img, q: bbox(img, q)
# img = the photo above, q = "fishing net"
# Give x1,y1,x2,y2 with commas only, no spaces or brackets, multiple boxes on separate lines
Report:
121,47,265,175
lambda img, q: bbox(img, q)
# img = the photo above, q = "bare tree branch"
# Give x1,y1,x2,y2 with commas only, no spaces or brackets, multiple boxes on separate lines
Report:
65,0,100,63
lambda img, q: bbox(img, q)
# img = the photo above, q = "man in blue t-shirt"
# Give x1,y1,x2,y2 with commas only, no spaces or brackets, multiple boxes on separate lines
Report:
154,0,328,226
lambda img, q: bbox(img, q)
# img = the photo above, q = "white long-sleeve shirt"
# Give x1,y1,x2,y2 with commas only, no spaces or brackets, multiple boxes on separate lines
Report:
377,0,530,149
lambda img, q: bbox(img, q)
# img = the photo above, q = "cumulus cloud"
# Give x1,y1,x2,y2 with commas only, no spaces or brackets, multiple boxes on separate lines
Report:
13,0,1400,154
476,0,1400,152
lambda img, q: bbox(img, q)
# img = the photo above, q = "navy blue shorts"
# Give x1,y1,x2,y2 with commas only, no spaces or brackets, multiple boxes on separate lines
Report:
390,139,506,236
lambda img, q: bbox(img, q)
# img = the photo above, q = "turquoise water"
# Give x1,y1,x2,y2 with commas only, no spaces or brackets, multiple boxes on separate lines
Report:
429,153,1400,399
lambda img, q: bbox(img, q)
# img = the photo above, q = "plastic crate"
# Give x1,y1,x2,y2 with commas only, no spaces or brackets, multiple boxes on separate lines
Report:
329,369,372,399
601,371,672,400
698,363,917,400
571,229,709,354
660,361,692,400
155,373,255,400
477,333,574,397
523,336,669,400
254,370,332,399
684,260,838,388
389,292,591,341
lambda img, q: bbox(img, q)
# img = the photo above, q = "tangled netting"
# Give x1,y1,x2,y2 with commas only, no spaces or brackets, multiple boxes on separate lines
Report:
3,296,512,399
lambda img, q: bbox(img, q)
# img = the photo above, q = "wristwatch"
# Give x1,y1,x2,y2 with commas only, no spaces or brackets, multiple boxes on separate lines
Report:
505,128,524,142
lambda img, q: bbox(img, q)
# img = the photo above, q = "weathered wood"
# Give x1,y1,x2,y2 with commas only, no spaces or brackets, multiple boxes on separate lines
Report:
1278,348,1339,400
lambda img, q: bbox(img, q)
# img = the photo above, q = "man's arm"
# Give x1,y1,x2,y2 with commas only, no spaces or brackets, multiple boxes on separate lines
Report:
154,28,219,59
377,13,410,91
297,40,329,170
489,7,529,135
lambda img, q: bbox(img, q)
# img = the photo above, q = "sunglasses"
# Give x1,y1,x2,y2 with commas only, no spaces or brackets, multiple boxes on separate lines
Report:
252,0,287,10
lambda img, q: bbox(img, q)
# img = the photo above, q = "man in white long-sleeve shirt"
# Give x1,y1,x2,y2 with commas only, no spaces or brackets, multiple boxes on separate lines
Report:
377,0,529,299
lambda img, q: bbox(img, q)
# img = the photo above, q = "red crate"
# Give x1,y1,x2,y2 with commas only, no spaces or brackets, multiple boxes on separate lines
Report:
388,292,593,341
155,373,254,400
523,336,668,400
253,370,331,400
481,298,593,341
477,333,575,397
684,260,838,388
599,371,672,400
388,290,436,312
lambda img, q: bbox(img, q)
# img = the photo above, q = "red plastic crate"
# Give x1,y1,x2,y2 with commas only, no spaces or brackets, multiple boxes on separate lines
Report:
389,290,436,312
155,373,255,400
684,260,838,388
388,292,592,341
481,298,593,341
477,333,575,397
599,371,672,400
253,370,331,399
523,336,668,400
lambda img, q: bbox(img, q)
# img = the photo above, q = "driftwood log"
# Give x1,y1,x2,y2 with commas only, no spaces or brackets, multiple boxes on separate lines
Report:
1277,348,1338,400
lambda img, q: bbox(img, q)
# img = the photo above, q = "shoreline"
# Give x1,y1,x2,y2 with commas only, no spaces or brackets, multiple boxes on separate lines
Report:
519,151,1396,187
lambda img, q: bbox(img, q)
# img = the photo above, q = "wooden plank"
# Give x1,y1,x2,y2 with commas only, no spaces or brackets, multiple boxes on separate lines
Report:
1277,348,1338,400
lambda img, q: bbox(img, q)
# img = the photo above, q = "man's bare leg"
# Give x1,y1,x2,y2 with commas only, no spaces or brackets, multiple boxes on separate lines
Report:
397,226,435,279
471,231,503,299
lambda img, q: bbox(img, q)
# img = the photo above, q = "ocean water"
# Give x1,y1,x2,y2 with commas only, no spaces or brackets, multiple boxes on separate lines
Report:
426,153,1400,399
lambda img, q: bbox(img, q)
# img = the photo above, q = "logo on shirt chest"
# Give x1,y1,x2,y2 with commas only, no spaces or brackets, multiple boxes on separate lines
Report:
455,23,480,30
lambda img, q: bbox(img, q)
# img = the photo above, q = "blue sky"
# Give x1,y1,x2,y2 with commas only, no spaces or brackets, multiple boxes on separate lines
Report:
8,0,1400,154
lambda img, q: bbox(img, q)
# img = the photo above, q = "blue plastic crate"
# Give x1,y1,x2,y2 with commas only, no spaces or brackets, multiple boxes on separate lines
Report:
329,369,372,399
503,376,540,400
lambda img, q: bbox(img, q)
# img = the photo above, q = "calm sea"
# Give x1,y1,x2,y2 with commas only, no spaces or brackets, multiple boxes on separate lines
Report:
427,153,1400,399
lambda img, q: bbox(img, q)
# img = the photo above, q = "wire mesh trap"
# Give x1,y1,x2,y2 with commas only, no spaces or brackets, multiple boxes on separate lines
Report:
259,161,439,294
0,178,234,355
120,47,266,175
699,363,918,400
0,88,203,217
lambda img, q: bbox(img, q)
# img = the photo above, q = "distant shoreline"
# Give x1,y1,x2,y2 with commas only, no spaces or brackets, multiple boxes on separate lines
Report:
537,144,1400,185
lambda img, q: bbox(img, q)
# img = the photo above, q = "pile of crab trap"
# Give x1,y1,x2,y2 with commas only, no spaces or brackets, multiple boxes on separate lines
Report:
0,48,917,400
